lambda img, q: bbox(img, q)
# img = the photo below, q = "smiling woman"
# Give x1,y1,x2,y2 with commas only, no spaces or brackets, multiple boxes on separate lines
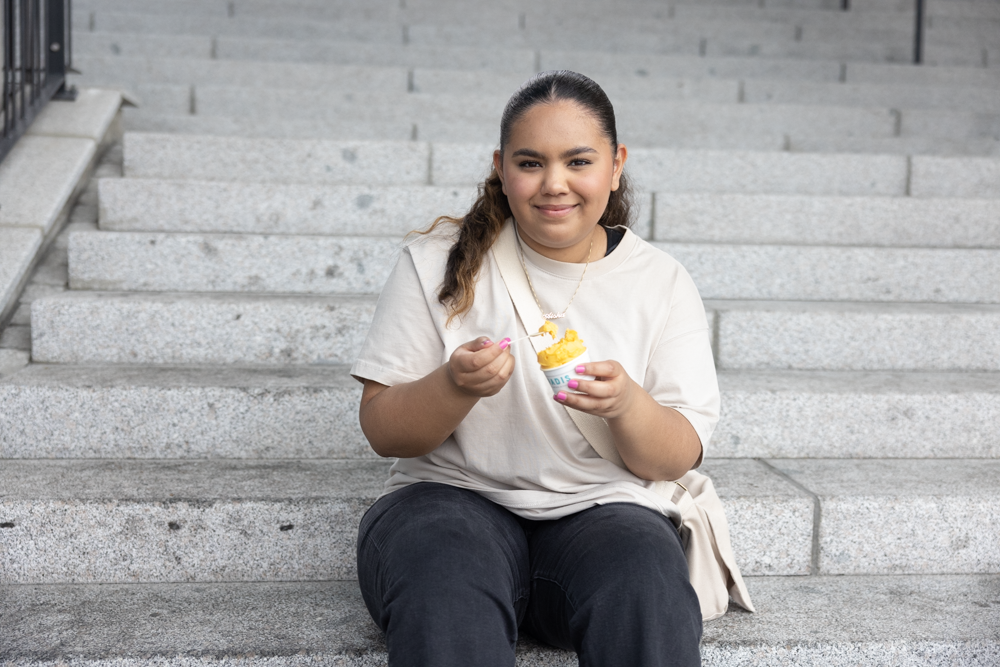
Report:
349,71,717,666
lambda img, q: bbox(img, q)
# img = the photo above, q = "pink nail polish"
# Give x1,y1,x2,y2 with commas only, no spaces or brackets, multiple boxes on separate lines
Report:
575,366,586,374
567,380,578,389
555,392,567,401
499,340,509,350
482,339,493,347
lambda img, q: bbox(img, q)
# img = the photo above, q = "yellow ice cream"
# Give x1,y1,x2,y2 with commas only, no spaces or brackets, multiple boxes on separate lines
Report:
537,330,587,370
539,320,558,340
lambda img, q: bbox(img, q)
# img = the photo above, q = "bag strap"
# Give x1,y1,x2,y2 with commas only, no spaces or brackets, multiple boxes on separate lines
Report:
490,219,625,468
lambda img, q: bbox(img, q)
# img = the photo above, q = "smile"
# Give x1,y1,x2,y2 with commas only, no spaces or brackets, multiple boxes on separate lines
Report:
535,204,578,218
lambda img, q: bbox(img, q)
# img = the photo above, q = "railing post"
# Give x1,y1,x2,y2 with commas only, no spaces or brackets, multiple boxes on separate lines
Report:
46,0,75,99
913,0,925,64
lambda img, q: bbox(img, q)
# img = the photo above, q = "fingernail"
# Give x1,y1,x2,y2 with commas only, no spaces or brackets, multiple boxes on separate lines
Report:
482,339,493,347
499,340,509,350
567,380,578,389
555,392,567,401
575,366,586,374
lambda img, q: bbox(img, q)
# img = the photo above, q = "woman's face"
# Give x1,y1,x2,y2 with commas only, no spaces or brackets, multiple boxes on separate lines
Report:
494,99,627,262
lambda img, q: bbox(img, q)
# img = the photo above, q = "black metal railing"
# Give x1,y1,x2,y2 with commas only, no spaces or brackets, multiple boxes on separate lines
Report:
1,0,75,164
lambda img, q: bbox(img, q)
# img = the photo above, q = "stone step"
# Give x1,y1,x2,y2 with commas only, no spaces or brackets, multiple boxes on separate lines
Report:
790,134,1000,157
712,300,1000,371
5,575,998,665
98,179,480,235
67,230,1000,304
654,193,1000,247
215,35,536,72
118,109,1000,156
744,78,1000,114
29,293,1000,371
123,133,431,185
121,108,416,142
846,61,1000,88
68,54,409,93
2,364,998,460
0,458,813,582
0,364,371,459
74,31,214,59
912,155,1000,198
187,87,900,143
2,458,998,582
30,292,376,366
126,133,939,197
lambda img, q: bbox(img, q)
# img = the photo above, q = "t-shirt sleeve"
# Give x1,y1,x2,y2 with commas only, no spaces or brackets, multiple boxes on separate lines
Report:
642,263,721,463
350,247,445,387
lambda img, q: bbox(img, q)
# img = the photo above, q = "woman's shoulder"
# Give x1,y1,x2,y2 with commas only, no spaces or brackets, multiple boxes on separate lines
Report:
405,222,459,258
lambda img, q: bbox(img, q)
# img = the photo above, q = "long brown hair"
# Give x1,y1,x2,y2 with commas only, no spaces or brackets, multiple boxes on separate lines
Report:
422,70,635,326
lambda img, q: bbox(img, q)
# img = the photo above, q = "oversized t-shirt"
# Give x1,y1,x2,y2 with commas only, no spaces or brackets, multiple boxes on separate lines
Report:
350,221,720,522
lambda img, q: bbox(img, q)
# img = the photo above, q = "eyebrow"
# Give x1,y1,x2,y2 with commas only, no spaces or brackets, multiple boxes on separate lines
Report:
510,146,598,159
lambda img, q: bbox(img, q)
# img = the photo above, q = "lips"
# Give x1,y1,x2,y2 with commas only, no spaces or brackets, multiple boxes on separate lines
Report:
536,204,577,217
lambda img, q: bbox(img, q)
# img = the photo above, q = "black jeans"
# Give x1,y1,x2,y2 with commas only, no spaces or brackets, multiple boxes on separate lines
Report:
357,482,702,666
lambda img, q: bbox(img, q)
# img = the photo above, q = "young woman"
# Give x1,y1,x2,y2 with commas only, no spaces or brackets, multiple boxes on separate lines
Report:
351,70,717,666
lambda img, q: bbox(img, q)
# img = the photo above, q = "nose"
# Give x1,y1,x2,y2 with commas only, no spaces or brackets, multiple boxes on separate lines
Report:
540,165,570,196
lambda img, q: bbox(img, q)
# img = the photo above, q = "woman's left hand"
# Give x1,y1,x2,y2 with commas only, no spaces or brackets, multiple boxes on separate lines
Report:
554,360,637,420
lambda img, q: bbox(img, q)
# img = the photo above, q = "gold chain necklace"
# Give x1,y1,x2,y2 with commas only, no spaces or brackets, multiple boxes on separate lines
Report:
514,221,594,320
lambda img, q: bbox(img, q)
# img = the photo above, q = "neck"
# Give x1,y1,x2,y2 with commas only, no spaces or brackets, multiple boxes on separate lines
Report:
518,224,607,263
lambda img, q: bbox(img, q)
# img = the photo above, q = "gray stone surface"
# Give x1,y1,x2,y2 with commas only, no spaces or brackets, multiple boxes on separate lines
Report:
911,156,1000,198
69,55,409,92
771,459,1000,575
86,12,402,42
123,133,430,185
0,349,30,376
902,108,1000,142
121,109,414,141
73,31,213,59
743,78,1000,113
1,576,998,664
0,458,809,582
0,459,390,583
0,364,369,459
714,370,1000,458
540,50,843,81
0,229,42,323
69,231,403,295
0,325,31,351
712,300,1000,371
26,88,122,141
654,193,1000,247
31,292,377,365
215,36,536,72
657,242,1000,303
0,136,96,233
412,68,739,104
705,36,916,63
99,180,476,235
791,134,1000,157
430,142,497,186
628,148,908,195
846,60,1000,87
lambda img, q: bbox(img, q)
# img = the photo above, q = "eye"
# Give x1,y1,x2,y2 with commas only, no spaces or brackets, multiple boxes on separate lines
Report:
569,158,592,167
518,160,542,168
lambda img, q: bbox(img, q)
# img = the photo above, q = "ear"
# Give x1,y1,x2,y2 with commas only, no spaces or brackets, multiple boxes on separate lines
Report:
610,143,628,192
493,149,507,195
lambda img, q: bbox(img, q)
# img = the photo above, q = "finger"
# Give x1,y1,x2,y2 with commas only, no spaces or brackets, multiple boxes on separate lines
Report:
566,377,618,399
553,389,608,414
455,340,505,373
575,360,621,379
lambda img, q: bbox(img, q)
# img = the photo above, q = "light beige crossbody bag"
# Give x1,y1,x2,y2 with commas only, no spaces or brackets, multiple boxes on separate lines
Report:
491,220,755,622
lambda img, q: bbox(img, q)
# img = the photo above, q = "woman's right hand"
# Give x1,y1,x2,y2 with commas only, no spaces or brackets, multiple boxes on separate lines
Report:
447,337,515,398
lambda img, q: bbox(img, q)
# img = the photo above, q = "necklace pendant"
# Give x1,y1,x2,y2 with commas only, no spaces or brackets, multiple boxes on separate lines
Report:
543,312,566,320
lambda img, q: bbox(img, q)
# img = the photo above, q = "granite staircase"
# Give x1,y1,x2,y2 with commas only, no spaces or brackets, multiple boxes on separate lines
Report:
2,0,1000,664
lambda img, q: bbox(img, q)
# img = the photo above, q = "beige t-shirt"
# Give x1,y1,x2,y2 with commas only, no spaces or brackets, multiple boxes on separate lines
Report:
350,222,720,522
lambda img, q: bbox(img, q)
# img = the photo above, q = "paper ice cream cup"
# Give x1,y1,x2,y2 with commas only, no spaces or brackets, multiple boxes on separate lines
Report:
541,350,594,395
